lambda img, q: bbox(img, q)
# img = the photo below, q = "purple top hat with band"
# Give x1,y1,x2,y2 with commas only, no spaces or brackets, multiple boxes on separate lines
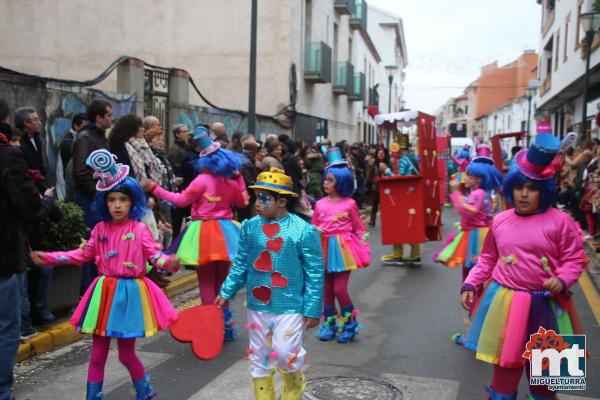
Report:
194,125,221,157
86,149,130,191
325,147,348,169
514,133,560,180
472,144,494,165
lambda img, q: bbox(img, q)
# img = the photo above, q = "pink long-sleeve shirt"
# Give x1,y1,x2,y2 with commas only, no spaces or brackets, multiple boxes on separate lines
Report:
311,197,367,238
152,173,248,220
42,219,175,278
464,208,586,291
450,188,492,230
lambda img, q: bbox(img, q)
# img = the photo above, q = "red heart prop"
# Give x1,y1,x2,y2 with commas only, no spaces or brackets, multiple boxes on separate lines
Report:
271,271,288,288
253,251,273,272
170,305,224,360
262,223,280,239
252,285,272,304
266,237,284,253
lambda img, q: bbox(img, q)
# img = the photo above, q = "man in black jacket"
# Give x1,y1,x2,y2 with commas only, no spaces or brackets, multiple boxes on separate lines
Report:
71,99,112,294
0,96,41,400
14,106,47,191
72,100,112,227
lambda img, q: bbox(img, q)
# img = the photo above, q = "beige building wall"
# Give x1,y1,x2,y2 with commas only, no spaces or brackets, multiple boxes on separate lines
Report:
0,0,368,143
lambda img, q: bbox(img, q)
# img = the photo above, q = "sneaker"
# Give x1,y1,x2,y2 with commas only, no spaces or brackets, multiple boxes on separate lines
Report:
20,327,37,341
382,257,404,266
402,256,422,265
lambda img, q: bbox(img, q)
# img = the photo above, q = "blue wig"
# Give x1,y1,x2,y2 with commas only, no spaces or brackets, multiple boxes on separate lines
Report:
194,148,244,178
466,162,503,192
94,176,147,221
457,147,471,160
325,165,355,198
502,168,556,212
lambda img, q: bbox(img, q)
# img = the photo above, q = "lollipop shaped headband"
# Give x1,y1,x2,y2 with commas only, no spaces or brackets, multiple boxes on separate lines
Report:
86,149,130,191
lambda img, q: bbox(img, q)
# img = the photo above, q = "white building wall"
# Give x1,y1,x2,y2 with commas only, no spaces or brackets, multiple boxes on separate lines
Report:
367,4,407,114
0,0,378,143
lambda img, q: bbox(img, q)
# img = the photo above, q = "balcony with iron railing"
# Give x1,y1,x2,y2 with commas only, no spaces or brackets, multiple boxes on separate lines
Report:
350,0,367,31
304,42,332,83
334,0,355,15
333,61,354,95
348,72,366,101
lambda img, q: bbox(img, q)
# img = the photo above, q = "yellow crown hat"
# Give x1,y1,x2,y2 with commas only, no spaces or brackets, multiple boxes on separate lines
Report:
249,168,299,197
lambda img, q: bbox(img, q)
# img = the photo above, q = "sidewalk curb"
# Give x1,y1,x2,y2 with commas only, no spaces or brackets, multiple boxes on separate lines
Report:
17,273,199,363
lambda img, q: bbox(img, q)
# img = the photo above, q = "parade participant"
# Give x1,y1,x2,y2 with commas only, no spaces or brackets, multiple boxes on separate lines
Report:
30,149,180,400
312,148,370,343
380,134,422,265
215,168,323,400
142,125,249,341
451,144,471,186
436,145,502,281
460,133,587,400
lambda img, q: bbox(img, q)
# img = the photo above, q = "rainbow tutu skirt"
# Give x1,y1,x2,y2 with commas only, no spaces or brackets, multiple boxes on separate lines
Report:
168,219,241,266
436,227,488,268
70,275,178,338
464,280,584,368
322,232,371,273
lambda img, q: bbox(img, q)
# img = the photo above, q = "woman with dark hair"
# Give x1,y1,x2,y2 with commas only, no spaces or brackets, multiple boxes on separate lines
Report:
261,140,284,170
108,115,165,187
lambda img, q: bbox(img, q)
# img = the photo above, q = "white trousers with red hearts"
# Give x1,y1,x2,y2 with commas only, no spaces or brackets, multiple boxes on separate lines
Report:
246,310,306,378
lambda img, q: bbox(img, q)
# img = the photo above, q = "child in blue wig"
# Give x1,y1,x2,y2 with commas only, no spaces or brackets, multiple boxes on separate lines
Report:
142,125,249,342
311,148,371,344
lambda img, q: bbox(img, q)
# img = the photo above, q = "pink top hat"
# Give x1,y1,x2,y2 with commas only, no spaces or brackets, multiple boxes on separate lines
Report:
471,144,494,165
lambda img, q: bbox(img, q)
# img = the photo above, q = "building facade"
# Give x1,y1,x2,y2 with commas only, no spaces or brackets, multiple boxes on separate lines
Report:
536,0,600,138
0,0,407,145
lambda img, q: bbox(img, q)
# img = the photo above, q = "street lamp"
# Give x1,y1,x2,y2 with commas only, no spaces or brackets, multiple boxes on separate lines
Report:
385,65,398,113
580,11,600,139
525,79,540,146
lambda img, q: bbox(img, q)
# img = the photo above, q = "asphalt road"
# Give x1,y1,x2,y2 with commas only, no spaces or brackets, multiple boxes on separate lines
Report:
13,209,600,400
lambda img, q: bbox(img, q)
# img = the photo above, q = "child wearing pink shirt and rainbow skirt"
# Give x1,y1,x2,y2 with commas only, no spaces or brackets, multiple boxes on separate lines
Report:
31,149,180,400
142,125,249,341
460,133,587,400
311,148,370,344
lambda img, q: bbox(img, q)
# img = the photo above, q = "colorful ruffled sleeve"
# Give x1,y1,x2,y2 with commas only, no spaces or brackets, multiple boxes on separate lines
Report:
299,225,324,319
42,225,97,266
152,174,205,208
140,224,177,272
462,224,498,291
555,216,586,289
219,220,249,300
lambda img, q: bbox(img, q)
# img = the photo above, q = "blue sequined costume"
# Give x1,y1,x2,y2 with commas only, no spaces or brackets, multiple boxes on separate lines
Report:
219,213,324,319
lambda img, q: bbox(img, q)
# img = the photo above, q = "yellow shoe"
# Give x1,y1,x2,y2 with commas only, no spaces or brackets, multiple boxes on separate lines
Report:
253,376,276,400
403,245,422,265
380,245,403,262
280,370,306,400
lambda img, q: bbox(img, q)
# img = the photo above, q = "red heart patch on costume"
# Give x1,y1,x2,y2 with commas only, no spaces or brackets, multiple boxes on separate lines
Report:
252,286,272,304
254,251,273,272
170,305,224,360
271,272,288,288
266,237,283,253
262,223,280,239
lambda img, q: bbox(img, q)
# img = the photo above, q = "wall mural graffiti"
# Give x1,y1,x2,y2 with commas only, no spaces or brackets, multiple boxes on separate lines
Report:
44,89,136,198
178,106,289,141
